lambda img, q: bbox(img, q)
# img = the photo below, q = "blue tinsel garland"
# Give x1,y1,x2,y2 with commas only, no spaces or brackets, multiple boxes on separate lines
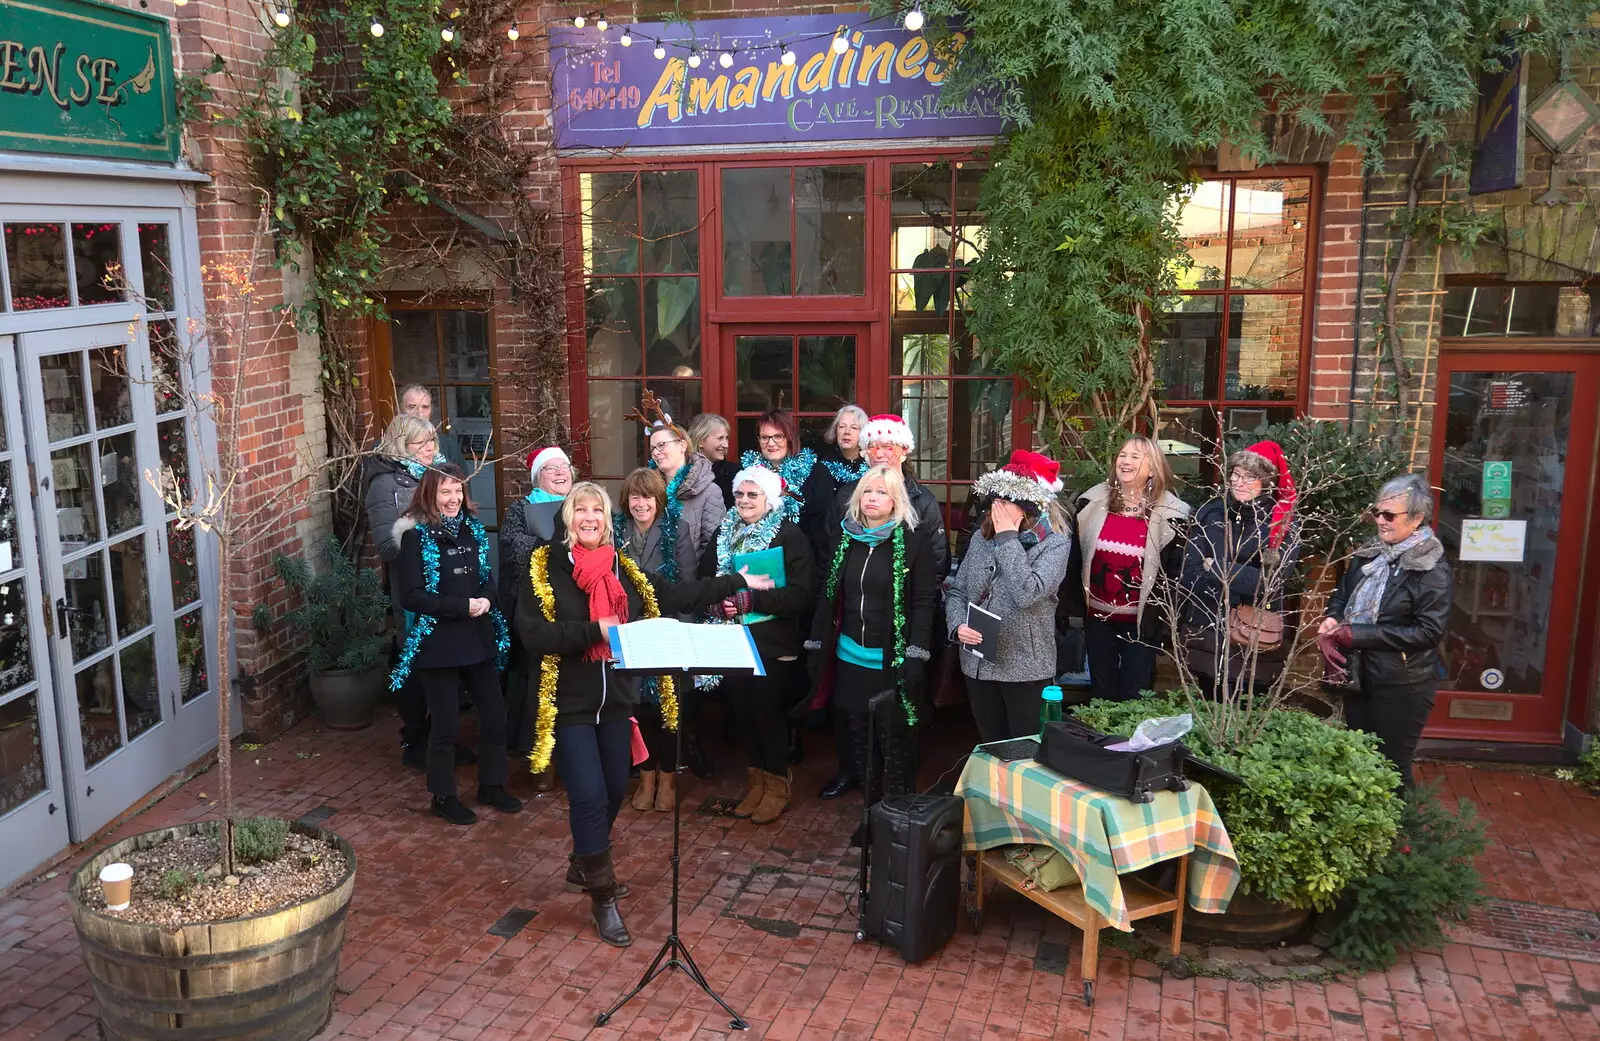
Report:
738,447,816,523
822,457,869,485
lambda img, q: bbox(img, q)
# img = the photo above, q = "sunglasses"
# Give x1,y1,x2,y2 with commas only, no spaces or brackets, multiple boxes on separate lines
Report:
1368,508,1410,522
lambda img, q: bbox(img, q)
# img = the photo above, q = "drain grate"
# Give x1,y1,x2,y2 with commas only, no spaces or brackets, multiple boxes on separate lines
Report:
488,908,539,938
297,805,336,826
1449,899,1600,964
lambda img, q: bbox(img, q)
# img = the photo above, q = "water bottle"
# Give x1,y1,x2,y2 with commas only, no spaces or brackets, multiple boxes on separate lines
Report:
1039,684,1064,734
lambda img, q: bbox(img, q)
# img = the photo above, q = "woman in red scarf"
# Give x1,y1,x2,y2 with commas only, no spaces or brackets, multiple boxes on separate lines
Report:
516,482,770,947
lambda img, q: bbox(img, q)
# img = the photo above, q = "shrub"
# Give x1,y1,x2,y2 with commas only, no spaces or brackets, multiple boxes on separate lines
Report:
1327,784,1487,970
1072,694,1402,911
253,537,389,673
1555,737,1600,790
233,816,290,865
158,868,203,900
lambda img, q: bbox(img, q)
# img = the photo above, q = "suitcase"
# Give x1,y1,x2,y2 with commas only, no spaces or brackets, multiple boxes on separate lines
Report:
1036,718,1191,804
863,793,963,963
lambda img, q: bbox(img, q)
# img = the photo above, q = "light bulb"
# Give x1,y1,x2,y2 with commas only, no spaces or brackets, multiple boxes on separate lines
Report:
904,7,924,31
596,16,608,31
831,35,848,54
688,51,701,68
507,22,519,40
573,14,585,27
272,7,290,26
653,41,665,59
440,26,454,42
619,30,632,46
173,0,188,6
780,46,795,67
719,51,733,68
369,17,384,36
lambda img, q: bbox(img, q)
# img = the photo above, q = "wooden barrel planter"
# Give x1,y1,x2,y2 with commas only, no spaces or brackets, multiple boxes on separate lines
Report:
68,821,356,1041
1185,890,1310,946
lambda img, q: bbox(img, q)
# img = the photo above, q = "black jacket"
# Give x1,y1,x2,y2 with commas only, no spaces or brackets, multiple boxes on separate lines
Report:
1179,495,1301,681
516,546,745,728
710,458,739,509
823,468,950,580
697,519,816,663
807,523,938,712
1326,534,1452,690
394,516,500,671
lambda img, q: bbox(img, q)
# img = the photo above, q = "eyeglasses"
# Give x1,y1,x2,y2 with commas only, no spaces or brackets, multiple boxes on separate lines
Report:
1228,469,1261,484
757,433,786,444
733,491,765,500
649,438,685,454
1368,508,1411,522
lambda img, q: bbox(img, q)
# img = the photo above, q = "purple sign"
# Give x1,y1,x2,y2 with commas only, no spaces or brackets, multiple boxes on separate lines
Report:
550,15,1004,149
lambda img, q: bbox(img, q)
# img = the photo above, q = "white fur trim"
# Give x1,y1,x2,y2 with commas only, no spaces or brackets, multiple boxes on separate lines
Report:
528,446,570,480
392,515,419,543
732,465,783,510
861,415,914,451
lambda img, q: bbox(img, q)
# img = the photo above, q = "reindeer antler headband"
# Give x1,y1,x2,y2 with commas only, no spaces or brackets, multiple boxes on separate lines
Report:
624,390,674,432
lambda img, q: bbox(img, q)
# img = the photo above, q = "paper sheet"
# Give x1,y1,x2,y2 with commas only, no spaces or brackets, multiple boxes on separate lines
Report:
611,618,765,675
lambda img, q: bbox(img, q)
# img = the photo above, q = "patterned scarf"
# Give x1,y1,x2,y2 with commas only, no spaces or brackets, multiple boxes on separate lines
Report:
1345,527,1435,625
439,513,463,538
570,544,630,661
401,459,427,480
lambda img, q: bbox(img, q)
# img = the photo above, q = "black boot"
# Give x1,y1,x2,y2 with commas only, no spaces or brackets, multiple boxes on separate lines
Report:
431,794,476,826
402,743,427,771
819,771,859,799
788,721,804,765
564,853,630,897
454,743,477,765
477,785,522,814
684,741,714,780
574,848,632,948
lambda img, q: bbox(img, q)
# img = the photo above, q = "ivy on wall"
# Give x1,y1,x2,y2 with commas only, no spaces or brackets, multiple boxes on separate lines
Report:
910,0,1599,458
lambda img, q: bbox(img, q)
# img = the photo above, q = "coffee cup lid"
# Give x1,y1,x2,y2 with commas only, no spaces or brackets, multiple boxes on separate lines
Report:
99,863,133,883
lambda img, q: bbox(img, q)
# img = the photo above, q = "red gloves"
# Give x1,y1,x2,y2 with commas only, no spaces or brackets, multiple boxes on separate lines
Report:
719,589,753,618
1318,624,1353,671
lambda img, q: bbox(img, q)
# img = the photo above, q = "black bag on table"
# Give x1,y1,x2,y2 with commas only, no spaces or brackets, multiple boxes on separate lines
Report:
1036,718,1191,804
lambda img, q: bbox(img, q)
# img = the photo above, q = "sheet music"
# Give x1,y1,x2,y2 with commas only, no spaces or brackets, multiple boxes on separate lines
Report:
612,618,764,674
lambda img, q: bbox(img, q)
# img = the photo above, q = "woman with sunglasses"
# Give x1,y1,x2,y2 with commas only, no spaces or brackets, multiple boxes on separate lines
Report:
1179,440,1301,701
1318,474,1451,788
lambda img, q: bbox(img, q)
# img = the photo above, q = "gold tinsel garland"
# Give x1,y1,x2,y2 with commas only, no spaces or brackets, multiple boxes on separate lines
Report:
526,545,677,775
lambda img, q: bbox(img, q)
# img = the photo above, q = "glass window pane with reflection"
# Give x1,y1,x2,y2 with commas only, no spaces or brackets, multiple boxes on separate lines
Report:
585,279,643,378
4,223,71,310
72,223,124,305
644,277,700,376
137,223,174,312
0,694,47,816
583,172,640,274
1172,183,1230,291
587,379,643,477
722,168,792,296
1441,285,1560,337
1228,178,1310,290
1226,295,1301,401
794,166,866,295
641,170,699,273
1156,297,1223,400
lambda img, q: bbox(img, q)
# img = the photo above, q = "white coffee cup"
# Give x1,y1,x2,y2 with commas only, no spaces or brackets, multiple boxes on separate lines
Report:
99,863,133,911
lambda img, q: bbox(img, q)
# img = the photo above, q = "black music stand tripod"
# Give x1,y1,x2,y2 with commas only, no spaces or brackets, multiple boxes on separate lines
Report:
595,664,754,1031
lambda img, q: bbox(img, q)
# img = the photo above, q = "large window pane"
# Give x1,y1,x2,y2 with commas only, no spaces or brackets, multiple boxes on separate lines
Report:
138,223,174,312
1156,296,1224,400
0,576,35,696
0,694,46,816
109,536,151,638
644,277,700,376
177,608,207,703
1441,285,1561,337
735,335,791,413
4,223,71,311
40,353,88,442
391,311,440,385
168,519,199,607
51,444,101,553
723,168,791,296
586,379,643,477
641,170,700,273
583,172,640,274
1227,295,1301,401
100,432,143,538
75,658,119,766
896,378,950,483
585,279,643,377
62,552,109,662
149,319,183,414
1174,183,1230,291
1229,178,1310,291
1157,406,1219,483
72,222,124,305
120,635,159,741
442,311,489,379
797,336,856,412
795,166,866,295
89,347,132,430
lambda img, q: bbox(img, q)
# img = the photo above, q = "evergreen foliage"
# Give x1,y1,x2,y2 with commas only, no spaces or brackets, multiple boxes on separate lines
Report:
255,537,390,673
233,817,292,865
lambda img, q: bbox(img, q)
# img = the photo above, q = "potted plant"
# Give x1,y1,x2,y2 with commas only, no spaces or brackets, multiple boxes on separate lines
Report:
254,537,390,729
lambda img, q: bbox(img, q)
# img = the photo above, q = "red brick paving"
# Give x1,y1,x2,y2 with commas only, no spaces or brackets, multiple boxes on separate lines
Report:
0,711,1597,1041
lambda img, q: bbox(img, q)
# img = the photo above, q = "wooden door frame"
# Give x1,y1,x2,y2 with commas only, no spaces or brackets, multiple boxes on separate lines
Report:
716,321,877,455
1426,346,1600,744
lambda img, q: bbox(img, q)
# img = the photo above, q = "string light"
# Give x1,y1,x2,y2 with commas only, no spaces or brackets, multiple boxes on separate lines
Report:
619,28,632,46
173,0,187,6
369,15,384,36
272,7,290,26
595,16,608,31
506,22,519,40
440,26,454,42
687,50,701,68
573,14,585,27
718,50,733,68
831,34,849,54
652,40,665,59
903,6,924,32
780,44,795,66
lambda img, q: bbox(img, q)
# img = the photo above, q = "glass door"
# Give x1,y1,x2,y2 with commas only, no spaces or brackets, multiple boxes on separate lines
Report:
0,334,70,885
721,324,870,453
1427,351,1600,743
21,322,183,839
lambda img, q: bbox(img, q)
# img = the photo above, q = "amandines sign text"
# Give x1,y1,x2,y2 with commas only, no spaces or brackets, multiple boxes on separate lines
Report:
551,14,1003,149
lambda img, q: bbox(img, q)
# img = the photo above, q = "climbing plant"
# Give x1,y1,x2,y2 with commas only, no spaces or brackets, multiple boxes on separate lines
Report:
903,0,1600,460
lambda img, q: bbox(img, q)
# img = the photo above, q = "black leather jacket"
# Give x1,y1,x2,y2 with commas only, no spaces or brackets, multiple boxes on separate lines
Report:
1326,534,1452,690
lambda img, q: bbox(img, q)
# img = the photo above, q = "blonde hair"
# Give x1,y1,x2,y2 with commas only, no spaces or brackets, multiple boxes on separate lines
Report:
377,414,437,461
687,413,730,454
561,482,615,548
848,465,918,530
1107,436,1176,515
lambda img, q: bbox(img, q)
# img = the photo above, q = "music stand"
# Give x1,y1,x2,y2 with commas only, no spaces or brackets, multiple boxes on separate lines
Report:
595,660,758,1032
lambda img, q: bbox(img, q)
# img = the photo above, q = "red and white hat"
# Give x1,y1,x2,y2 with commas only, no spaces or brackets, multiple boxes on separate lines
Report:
860,413,914,451
526,445,570,481
974,450,1063,506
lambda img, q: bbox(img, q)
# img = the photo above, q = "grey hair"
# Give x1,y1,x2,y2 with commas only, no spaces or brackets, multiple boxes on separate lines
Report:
377,414,437,460
397,383,432,406
825,404,870,445
1376,473,1434,522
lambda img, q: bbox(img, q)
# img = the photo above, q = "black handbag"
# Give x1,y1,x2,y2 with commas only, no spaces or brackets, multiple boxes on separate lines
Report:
1037,718,1190,804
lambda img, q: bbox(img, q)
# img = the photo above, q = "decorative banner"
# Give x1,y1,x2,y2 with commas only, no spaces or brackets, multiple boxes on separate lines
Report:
1459,518,1526,562
0,0,179,162
551,15,1005,149
1480,460,1512,518
1469,42,1524,195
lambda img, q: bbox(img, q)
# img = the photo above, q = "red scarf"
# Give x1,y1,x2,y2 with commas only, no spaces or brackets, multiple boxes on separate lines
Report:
571,544,630,661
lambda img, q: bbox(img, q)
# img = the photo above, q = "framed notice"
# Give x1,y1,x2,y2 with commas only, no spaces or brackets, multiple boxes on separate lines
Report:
1459,518,1527,562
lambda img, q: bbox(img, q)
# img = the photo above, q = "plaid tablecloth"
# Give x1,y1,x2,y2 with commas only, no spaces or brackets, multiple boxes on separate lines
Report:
955,750,1240,931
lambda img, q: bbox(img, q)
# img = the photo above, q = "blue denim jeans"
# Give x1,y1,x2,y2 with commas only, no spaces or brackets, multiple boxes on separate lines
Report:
553,718,633,855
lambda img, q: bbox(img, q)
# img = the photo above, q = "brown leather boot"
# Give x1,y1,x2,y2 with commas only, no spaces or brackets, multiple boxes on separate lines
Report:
751,770,790,825
534,765,556,792
630,769,657,811
654,769,676,812
564,853,630,897
573,847,631,948
731,767,764,818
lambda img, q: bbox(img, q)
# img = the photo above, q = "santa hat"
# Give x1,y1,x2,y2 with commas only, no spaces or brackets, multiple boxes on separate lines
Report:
732,465,783,511
526,445,570,482
1238,440,1298,548
974,450,1061,507
860,413,915,452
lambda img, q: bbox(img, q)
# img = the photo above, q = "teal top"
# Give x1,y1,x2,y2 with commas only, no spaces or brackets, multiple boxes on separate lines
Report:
837,632,885,670
526,488,565,504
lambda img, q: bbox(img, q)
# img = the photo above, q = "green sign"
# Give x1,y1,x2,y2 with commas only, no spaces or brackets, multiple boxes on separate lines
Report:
1482,460,1512,518
0,0,178,162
